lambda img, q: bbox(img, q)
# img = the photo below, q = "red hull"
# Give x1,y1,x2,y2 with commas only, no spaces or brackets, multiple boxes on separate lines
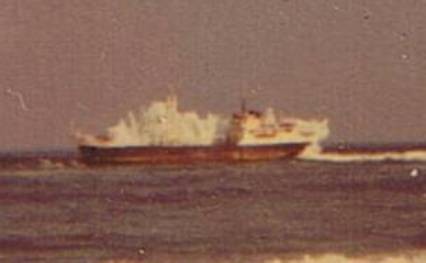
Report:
79,143,308,165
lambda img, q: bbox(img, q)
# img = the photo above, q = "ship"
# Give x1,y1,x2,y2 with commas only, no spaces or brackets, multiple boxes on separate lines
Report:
75,95,329,164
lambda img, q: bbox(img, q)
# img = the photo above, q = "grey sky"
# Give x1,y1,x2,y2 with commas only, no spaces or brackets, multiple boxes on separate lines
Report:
1,0,426,150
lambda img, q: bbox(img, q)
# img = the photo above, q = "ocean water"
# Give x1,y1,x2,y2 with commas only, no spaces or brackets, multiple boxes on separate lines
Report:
1,149,426,262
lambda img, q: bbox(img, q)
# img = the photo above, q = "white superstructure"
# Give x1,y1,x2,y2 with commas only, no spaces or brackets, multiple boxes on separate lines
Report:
228,108,329,146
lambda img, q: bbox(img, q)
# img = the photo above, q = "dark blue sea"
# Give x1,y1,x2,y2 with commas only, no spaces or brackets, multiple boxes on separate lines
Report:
1,149,426,262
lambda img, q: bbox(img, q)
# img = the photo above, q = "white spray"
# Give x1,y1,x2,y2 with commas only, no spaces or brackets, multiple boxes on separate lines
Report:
78,96,228,147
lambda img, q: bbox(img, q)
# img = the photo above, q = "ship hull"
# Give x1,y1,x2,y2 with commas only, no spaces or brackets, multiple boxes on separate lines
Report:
78,143,308,165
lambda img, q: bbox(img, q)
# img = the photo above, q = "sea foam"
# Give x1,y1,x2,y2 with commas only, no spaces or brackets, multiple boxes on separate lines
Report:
101,251,426,263
299,144,426,162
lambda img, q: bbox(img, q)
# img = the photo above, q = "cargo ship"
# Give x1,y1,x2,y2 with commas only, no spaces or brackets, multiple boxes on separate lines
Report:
75,95,329,164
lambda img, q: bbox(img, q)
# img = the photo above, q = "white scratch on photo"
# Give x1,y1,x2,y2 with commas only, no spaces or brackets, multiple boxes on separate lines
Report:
5,88,29,111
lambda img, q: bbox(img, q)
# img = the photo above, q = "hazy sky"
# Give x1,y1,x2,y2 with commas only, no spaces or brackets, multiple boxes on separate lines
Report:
1,0,426,150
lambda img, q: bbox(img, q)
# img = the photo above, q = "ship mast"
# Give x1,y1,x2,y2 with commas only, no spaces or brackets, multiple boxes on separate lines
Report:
240,86,247,114
167,84,178,110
